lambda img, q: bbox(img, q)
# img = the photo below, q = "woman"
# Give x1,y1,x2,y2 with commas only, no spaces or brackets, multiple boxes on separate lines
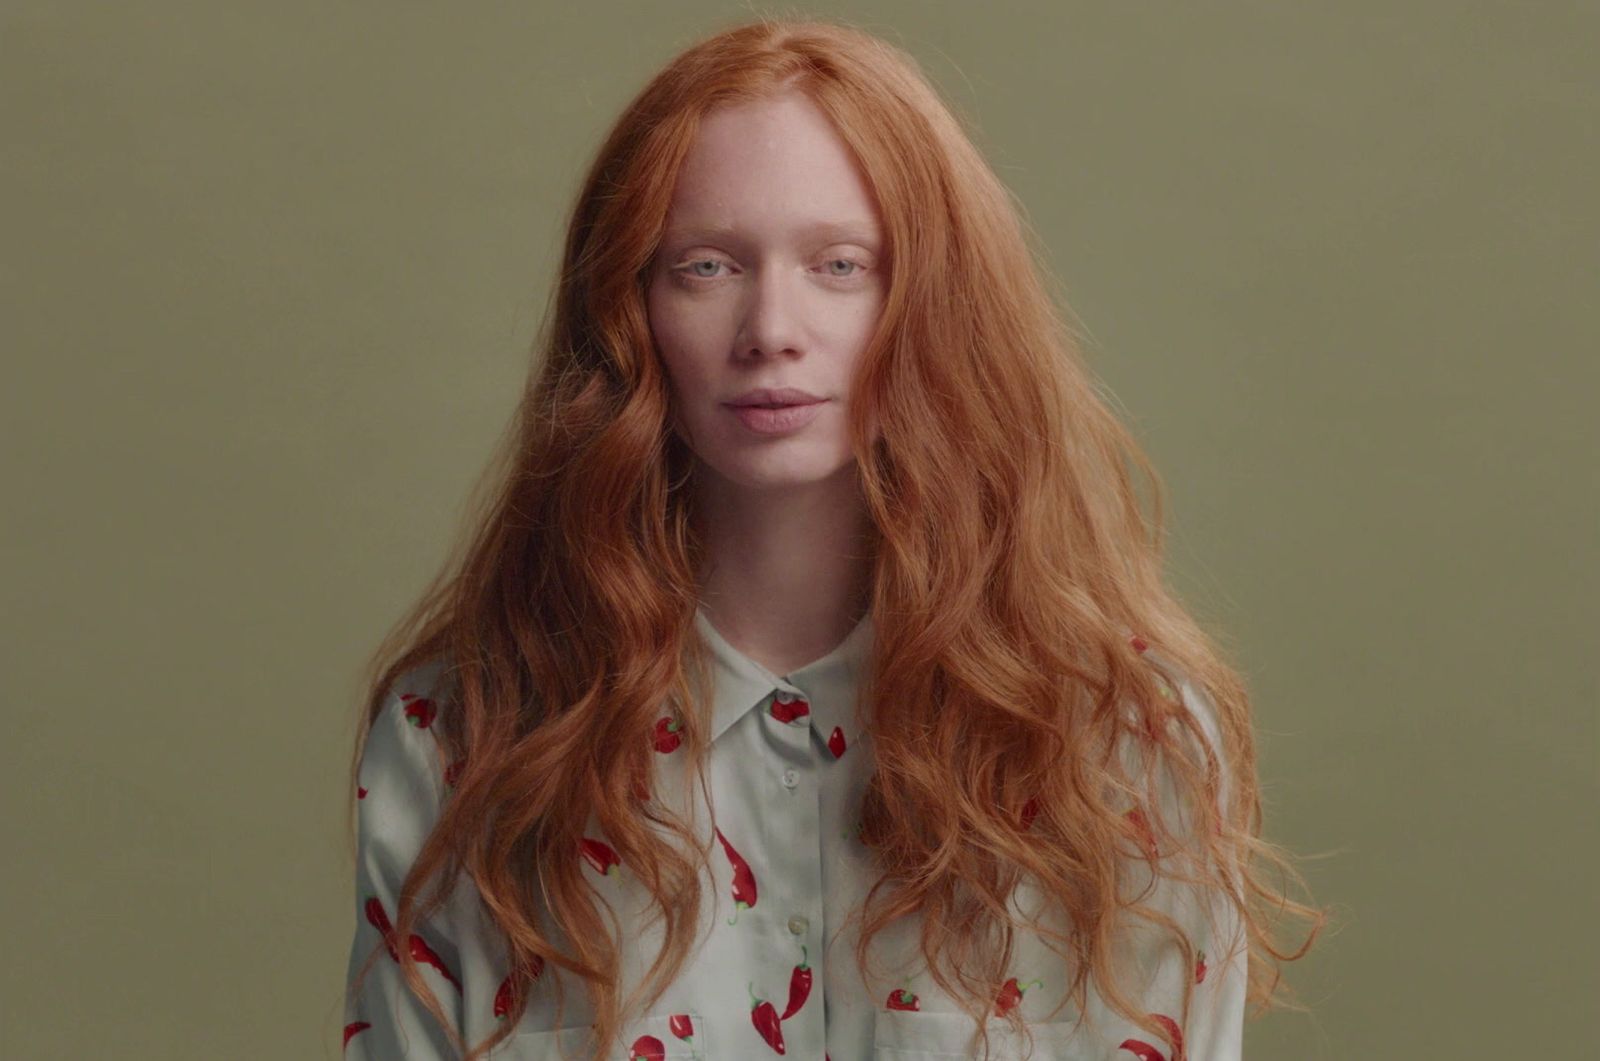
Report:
340,17,1325,1061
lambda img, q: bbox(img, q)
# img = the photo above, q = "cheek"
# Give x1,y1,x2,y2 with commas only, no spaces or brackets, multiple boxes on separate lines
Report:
651,326,742,421
647,287,693,385
648,287,717,367
647,311,712,433
652,332,705,402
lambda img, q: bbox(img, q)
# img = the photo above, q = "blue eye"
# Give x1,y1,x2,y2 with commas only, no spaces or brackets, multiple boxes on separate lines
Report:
672,256,869,286
685,259,726,280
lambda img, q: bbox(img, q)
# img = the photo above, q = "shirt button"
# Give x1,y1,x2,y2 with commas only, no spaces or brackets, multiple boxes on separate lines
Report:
781,768,798,788
788,915,808,936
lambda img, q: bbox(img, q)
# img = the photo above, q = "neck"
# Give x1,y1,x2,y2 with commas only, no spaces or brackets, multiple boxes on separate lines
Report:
691,461,874,675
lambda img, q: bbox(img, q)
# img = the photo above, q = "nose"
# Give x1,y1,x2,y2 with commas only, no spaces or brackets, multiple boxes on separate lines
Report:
735,263,805,360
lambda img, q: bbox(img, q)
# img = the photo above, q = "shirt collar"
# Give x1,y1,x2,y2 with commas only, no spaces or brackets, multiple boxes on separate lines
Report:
692,604,875,760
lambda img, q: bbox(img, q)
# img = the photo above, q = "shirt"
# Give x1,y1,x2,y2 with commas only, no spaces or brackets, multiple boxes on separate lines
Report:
342,605,1247,1060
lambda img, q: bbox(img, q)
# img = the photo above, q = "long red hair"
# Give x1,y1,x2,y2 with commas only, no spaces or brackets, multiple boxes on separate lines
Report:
345,15,1327,1060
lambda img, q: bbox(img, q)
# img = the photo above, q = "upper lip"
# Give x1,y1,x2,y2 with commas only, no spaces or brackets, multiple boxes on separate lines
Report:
723,387,826,407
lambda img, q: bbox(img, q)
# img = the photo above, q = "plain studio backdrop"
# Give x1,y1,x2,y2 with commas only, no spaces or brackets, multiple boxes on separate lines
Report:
2,2,1595,1058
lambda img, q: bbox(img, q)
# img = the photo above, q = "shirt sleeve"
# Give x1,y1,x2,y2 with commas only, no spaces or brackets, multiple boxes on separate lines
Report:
341,679,465,1059
1105,659,1249,1061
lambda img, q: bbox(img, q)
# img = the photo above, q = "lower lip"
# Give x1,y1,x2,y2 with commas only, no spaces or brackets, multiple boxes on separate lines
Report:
724,400,827,435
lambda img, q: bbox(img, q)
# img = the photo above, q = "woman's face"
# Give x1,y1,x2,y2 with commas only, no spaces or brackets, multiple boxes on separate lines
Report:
646,89,886,494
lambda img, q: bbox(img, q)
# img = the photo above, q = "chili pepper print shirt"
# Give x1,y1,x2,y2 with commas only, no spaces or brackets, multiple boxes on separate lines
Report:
342,606,1248,1060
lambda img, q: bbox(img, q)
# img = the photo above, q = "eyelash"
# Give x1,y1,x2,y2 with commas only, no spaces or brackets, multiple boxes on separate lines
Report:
672,257,869,285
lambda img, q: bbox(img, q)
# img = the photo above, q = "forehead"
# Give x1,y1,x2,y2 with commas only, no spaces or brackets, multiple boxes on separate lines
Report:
661,217,881,247
663,92,882,241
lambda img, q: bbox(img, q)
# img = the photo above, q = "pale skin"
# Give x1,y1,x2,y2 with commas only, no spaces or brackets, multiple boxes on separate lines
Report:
645,89,885,676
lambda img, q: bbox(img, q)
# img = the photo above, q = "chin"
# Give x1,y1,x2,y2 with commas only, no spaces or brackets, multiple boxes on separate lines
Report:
707,455,855,492
725,467,835,491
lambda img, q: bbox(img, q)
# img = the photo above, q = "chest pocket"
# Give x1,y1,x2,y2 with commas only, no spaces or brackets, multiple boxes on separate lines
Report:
508,1010,705,1060
873,1007,1089,1060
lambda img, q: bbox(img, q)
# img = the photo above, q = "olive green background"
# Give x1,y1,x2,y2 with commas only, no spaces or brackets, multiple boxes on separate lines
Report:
4,2,1594,1058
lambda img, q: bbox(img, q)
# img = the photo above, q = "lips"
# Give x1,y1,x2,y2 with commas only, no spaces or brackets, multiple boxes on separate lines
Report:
725,399,827,435
725,386,825,407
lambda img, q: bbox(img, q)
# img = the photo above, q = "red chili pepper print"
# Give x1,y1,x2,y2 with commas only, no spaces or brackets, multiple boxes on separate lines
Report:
1119,1015,1184,1061
779,942,812,1020
362,895,460,991
1126,1017,1190,1061
493,973,514,1020
363,896,399,961
1130,634,1149,653
715,826,757,924
579,836,621,875
342,1021,371,1049
1150,1013,1184,1061
748,980,786,1054
357,785,367,800
399,692,436,728
748,985,787,1049
629,1034,666,1060
668,1013,695,1041
827,726,847,758
493,953,545,1019
993,975,1042,1017
886,988,920,1011
653,714,684,753
408,933,462,992
769,692,810,724
1194,949,1208,984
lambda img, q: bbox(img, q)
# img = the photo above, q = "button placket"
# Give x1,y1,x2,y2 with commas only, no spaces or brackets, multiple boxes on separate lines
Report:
764,688,811,792
752,687,824,1056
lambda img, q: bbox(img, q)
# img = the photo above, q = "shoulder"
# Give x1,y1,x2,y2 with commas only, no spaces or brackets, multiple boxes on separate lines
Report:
1118,640,1237,823
357,659,455,825
1134,644,1226,763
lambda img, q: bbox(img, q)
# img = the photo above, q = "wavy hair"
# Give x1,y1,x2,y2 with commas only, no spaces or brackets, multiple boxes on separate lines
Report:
344,15,1328,1061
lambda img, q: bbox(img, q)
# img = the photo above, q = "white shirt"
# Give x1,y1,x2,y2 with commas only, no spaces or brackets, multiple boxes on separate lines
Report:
343,605,1246,1059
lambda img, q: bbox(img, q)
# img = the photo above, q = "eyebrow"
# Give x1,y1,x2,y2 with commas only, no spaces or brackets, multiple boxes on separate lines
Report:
661,219,882,246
